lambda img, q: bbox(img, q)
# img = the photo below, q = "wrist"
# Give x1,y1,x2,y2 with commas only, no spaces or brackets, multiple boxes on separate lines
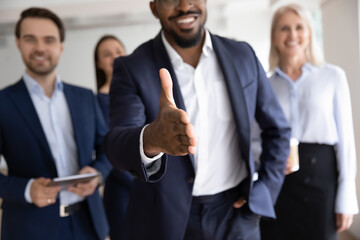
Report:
143,124,161,157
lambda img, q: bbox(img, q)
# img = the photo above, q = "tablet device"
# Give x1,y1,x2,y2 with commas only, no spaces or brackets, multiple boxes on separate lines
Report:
48,172,100,188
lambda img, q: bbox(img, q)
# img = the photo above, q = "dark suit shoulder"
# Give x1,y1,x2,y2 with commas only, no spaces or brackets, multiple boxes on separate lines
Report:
0,88,9,110
0,79,23,93
62,82,95,97
211,34,256,56
116,38,154,68
0,80,24,104
63,82,93,92
131,38,154,57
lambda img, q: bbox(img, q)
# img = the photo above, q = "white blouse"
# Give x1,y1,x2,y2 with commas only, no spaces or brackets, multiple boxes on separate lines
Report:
270,62,358,214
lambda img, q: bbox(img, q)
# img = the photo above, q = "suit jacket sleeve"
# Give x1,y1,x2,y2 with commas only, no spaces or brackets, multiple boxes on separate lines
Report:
103,56,167,183
248,48,291,217
0,92,30,205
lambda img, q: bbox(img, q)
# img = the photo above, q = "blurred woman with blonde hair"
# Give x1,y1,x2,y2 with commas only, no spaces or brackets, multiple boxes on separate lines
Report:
261,4,358,240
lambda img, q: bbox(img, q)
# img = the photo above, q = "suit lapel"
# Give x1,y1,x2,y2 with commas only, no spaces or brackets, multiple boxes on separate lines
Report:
152,33,186,111
211,35,251,155
63,84,82,166
7,80,53,158
152,33,195,164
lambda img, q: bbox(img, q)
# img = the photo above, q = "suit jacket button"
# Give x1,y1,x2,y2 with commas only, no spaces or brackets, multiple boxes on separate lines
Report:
310,157,317,164
186,177,194,183
304,177,311,184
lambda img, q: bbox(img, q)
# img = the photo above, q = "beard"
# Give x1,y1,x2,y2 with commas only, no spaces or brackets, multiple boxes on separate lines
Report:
168,26,203,48
27,64,57,76
25,58,58,76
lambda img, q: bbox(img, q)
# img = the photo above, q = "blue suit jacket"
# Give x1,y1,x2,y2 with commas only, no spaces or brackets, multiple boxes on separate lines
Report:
0,80,111,240
104,33,291,240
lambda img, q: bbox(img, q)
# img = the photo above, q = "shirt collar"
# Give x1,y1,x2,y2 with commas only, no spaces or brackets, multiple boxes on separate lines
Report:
23,72,63,96
274,62,315,83
161,29,213,69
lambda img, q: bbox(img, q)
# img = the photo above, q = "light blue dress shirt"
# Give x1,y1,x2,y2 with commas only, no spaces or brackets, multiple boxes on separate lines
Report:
270,63,358,214
23,73,84,205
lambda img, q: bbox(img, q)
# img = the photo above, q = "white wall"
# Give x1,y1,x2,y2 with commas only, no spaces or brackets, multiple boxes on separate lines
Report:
0,1,276,91
0,0,323,91
0,15,160,91
322,0,360,238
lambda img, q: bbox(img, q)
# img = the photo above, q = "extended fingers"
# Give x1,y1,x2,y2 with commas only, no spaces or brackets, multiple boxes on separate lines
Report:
186,123,197,144
175,124,197,146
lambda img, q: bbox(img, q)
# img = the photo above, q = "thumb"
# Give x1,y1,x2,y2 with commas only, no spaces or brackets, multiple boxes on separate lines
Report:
159,68,176,107
37,177,51,186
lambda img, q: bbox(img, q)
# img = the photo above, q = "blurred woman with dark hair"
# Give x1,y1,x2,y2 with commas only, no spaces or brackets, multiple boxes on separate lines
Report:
94,35,132,240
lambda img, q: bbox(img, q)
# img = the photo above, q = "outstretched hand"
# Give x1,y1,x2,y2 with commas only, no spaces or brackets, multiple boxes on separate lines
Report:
143,68,197,157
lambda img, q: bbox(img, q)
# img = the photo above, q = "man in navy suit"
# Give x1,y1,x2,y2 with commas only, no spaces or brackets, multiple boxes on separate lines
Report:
0,7,111,240
104,0,291,239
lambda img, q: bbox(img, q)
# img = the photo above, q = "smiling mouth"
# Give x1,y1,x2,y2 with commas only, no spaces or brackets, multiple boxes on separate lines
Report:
286,41,298,47
172,15,199,31
177,17,196,24
31,54,49,63
34,56,46,60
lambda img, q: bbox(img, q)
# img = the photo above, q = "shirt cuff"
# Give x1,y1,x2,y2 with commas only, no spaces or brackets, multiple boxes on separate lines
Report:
25,178,34,203
140,124,164,165
335,179,359,214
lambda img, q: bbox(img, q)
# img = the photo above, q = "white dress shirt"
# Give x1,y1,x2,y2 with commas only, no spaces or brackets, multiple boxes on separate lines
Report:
141,31,247,196
23,73,84,205
270,63,358,214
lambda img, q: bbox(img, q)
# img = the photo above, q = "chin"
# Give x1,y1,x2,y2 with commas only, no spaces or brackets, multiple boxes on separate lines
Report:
173,28,203,48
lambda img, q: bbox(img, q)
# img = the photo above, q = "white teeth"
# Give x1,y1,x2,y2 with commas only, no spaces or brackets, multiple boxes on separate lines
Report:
34,56,45,60
287,41,297,46
177,17,195,24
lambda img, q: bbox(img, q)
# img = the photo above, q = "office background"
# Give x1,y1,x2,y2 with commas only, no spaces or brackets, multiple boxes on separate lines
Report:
0,0,359,239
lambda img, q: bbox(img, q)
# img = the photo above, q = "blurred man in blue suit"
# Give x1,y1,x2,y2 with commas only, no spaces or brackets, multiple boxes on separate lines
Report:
103,0,291,239
0,7,111,240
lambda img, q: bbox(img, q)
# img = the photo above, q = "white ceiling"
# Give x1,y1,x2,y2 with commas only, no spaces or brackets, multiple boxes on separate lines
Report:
0,0,328,36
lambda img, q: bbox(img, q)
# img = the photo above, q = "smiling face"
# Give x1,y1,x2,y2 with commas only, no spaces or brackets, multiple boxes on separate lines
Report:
150,0,207,48
96,38,125,78
273,11,310,61
16,17,64,79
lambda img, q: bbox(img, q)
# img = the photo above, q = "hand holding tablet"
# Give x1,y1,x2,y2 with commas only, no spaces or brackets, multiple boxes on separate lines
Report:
48,172,100,189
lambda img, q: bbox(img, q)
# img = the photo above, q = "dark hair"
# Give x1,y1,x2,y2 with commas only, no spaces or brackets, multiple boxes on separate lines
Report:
94,35,125,91
15,7,65,42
